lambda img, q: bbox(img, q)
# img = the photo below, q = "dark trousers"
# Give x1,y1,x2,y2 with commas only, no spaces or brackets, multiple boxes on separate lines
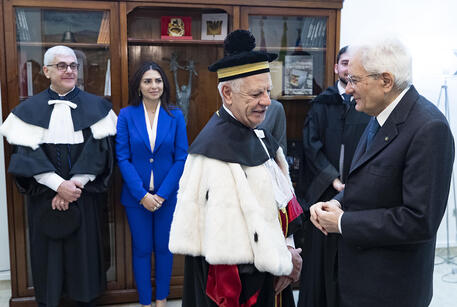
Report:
297,216,339,307
38,299,96,307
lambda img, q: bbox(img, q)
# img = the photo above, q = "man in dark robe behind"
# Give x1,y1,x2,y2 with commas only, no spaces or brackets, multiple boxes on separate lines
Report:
0,45,117,307
298,46,370,307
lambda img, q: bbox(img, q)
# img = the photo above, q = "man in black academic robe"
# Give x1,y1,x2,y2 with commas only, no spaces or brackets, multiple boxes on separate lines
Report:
297,46,370,307
0,46,116,307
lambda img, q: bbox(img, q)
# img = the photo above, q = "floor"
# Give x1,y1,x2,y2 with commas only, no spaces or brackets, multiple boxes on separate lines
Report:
0,250,456,306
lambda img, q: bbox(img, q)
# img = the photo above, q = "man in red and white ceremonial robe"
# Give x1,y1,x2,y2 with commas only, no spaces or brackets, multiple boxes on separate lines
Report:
169,30,304,307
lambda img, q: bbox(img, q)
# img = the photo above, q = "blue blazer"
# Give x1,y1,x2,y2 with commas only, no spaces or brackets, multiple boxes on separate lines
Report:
115,103,188,207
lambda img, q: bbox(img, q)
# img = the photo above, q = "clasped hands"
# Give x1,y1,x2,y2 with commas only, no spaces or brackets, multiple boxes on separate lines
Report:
274,246,302,295
52,179,83,211
140,193,165,212
310,199,344,235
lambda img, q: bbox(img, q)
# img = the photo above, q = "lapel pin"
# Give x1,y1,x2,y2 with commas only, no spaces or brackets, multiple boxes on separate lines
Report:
385,136,389,141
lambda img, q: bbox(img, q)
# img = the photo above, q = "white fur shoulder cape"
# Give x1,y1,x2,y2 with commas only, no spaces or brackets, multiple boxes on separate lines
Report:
0,110,117,150
169,148,293,276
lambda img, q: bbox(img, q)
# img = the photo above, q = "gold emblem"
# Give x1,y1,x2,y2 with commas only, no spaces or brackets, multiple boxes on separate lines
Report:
206,20,223,35
168,18,185,37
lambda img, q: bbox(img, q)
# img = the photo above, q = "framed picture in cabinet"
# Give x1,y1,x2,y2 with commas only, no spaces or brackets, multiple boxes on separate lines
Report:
284,55,313,95
201,13,227,40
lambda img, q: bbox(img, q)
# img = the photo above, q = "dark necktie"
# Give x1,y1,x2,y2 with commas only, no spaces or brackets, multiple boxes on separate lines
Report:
342,93,352,105
366,116,380,149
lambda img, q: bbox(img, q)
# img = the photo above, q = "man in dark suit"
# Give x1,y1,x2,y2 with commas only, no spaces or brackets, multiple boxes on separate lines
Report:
298,46,370,307
310,38,455,307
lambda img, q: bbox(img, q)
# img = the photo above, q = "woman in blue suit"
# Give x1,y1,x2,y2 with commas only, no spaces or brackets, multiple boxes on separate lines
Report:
116,61,188,307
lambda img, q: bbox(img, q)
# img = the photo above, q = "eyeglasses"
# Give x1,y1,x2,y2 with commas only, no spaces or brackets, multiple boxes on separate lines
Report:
346,74,379,86
47,62,79,72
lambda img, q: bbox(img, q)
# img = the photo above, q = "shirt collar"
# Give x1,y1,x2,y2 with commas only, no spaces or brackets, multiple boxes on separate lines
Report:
337,80,351,102
376,86,410,126
223,104,235,118
337,80,346,96
50,86,75,97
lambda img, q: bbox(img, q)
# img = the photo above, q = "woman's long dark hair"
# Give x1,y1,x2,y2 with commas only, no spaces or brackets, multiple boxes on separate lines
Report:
128,61,174,115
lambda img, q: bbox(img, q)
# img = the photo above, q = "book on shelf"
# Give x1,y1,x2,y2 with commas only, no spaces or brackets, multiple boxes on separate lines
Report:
304,16,316,47
319,19,327,47
269,61,283,99
161,16,192,40
300,17,327,48
284,55,313,95
97,11,110,44
74,50,86,90
16,8,31,41
104,59,111,96
26,61,33,96
201,13,228,40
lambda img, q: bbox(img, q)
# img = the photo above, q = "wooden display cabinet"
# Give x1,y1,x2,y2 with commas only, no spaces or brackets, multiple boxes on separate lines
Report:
241,5,340,183
0,0,343,306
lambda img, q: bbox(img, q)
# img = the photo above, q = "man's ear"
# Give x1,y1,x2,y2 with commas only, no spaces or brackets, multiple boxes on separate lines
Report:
334,63,339,74
221,84,233,106
381,72,394,92
43,66,50,79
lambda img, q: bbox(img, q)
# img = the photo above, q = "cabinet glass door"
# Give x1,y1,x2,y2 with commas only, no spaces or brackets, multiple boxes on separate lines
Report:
241,7,338,185
15,8,111,100
249,15,328,99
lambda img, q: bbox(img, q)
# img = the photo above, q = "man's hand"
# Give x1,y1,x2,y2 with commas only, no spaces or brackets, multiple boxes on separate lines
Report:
274,246,303,295
310,200,343,235
274,276,293,296
52,194,69,211
57,180,82,203
332,178,345,192
287,246,302,282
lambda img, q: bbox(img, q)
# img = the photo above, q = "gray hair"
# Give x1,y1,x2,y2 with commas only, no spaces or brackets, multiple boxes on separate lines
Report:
350,38,412,91
43,45,77,66
217,74,272,103
217,78,243,103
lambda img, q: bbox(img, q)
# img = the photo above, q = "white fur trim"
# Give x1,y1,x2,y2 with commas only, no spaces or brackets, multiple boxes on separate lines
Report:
169,154,293,276
169,155,205,256
90,109,117,139
0,113,45,150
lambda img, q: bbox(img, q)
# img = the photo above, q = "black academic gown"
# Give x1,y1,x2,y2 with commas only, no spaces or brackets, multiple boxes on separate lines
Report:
182,107,302,307
297,84,370,307
5,88,115,306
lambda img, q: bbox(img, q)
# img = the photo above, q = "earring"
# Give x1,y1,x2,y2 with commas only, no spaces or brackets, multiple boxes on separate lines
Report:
138,89,141,97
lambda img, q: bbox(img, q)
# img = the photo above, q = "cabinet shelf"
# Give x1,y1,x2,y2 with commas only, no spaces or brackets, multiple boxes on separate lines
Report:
255,47,325,52
278,95,316,101
17,41,109,48
128,38,224,46
19,95,111,101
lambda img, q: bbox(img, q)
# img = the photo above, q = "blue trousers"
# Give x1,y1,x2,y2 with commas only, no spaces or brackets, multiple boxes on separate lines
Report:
125,198,176,304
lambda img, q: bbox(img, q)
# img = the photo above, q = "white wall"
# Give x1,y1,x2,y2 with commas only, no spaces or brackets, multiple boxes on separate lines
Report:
340,0,457,247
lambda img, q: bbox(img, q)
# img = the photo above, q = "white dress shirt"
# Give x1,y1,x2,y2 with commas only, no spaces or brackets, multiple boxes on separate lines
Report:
143,101,161,192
